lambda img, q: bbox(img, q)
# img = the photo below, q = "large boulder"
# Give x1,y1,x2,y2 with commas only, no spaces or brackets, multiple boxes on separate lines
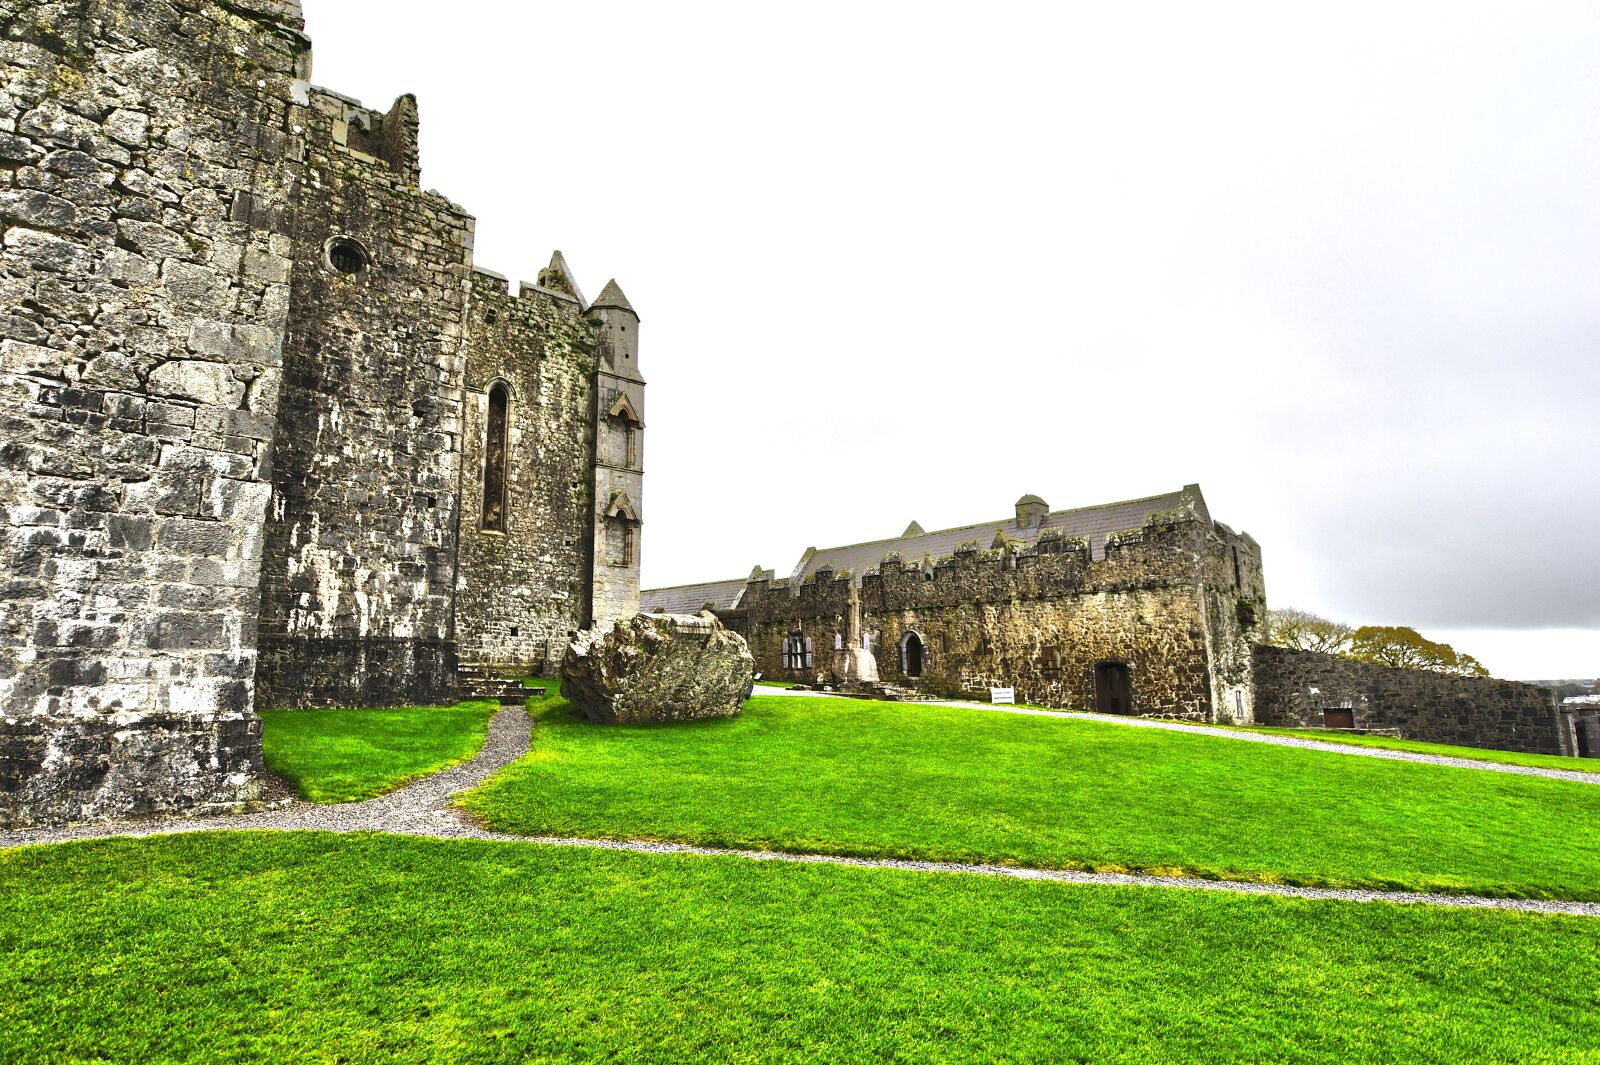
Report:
561,611,755,724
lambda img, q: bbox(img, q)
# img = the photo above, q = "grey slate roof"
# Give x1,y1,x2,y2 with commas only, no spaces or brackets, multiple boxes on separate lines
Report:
790,486,1206,584
639,578,748,615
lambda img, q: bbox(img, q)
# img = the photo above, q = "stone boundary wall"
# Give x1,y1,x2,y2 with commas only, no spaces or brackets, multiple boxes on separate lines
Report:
1251,645,1563,755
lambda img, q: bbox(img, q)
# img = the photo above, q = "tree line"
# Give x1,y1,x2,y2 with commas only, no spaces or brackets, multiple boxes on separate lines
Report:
1262,608,1490,677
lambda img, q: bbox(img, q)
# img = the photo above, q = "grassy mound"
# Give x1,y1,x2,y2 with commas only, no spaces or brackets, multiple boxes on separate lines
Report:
261,700,499,803
2,833,1596,1063
459,692,1600,900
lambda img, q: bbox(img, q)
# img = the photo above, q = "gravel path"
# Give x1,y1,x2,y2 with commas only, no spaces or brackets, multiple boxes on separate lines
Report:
3,706,1596,918
0,700,536,849
759,686,1600,785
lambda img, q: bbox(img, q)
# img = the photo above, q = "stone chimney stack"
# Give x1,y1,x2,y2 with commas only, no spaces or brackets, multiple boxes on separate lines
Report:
1015,494,1049,529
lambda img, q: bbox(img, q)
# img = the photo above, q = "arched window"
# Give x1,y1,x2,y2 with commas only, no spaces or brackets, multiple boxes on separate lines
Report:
606,516,636,567
608,395,642,470
603,492,640,568
482,383,509,532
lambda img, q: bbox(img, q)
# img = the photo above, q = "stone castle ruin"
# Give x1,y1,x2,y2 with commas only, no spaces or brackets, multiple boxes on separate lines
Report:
1,1,1588,830
1,0,643,826
647,487,1584,757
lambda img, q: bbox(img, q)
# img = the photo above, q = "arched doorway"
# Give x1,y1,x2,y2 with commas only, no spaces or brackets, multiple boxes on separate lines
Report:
902,632,925,678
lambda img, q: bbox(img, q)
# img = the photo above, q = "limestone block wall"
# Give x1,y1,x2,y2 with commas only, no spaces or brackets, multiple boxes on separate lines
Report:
253,87,473,708
1252,645,1563,755
744,516,1241,720
0,0,308,825
456,270,597,670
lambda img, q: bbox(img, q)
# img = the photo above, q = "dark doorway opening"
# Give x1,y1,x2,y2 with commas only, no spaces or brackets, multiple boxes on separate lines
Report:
1578,722,1593,759
904,633,924,678
1094,662,1131,715
1323,707,1355,729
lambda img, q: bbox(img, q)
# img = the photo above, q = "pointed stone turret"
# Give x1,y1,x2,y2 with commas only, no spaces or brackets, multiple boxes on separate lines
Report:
586,274,644,626
590,278,636,316
536,250,586,305
902,520,925,537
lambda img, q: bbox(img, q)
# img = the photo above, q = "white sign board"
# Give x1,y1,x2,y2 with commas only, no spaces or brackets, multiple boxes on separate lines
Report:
991,687,1015,705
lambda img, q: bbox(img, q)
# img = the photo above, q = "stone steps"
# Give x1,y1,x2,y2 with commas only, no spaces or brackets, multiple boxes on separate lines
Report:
457,663,545,706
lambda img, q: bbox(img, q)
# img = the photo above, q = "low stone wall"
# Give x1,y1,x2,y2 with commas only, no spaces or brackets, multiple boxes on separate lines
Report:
1252,646,1562,755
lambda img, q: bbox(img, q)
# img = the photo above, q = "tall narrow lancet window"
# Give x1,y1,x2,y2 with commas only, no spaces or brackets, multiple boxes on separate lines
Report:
482,384,509,532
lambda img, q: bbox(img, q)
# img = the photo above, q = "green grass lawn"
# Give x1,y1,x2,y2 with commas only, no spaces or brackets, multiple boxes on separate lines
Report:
260,700,499,803
461,692,1600,901
2,832,1596,1064
1229,725,1600,774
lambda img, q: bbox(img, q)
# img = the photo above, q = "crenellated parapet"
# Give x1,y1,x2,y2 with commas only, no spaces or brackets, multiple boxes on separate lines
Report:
744,513,1233,627
740,505,1265,722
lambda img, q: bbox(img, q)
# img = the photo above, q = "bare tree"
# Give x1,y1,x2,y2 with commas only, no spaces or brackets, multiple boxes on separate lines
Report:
1262,608,1354,655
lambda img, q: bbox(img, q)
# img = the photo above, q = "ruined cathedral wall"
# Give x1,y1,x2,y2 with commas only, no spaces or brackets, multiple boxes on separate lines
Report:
456,271,597,671
743,518,1221,718
253,86,473,708
0,0,308,825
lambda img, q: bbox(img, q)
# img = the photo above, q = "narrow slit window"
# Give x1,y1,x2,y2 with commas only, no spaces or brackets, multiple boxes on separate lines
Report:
482,384,509,531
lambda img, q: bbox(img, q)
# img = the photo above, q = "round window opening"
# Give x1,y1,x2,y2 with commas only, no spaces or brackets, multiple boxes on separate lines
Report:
326,237,369,275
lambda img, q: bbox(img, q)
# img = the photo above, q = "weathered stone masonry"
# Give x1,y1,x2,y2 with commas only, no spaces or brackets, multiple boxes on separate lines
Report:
736,490,1266,723
1252,645,1564,756
254,86,473,709
0,0,645,826
0,0,309,827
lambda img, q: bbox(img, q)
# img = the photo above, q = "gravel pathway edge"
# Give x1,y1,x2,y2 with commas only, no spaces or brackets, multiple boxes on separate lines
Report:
3,706,1595,919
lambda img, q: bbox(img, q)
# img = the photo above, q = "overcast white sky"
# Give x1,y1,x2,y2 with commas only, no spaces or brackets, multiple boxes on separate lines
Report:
305,1,1598,680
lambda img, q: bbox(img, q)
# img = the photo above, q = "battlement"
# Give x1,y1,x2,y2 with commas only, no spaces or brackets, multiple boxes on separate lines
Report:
306,87,421,184
471,267,585,310
745,512,1222,621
